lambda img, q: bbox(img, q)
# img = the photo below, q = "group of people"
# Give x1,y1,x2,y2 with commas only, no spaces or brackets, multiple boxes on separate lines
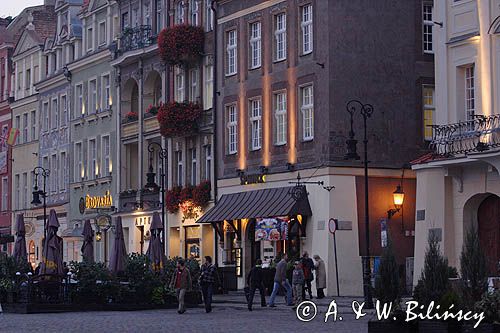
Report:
246,252,326,311
168,252,326,314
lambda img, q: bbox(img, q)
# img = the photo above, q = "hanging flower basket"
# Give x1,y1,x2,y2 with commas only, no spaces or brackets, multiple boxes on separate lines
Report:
158,24,205,66
157,102,203,138
166,186,182,213
192,181,211,208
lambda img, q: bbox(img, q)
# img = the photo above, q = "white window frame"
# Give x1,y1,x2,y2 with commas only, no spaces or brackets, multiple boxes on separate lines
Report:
87,27,94,52
465,64,475,121
60,151,67,192
88,78,97,114
75,142,83,181
156,0,163,33
189,68,199,102
98,20,107,46
227,104,238,154
204,63,213,109
42,101,49,131
75,83,84,118
175,67,185,102
60,94,67,126
190,0,199,25
423,86,435,141
275,91,287,145
101,73,111,110
226,29,237,76
249,21,262,69
14,174,20,210
423,3,433,54
249,98,262,150
176,150,183,186
301,4,313,55
101,135,111,177
30,110,36,141
89,138,97,180
274,13,287,62
190,147,197,185
176,1,185,24
22,113,28,143
205,0,214,31
1,177,8,211
300,85,314,141
204,144,211,181
51,98,58,129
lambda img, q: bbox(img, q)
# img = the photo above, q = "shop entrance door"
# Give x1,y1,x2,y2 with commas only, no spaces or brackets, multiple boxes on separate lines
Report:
478,195,500,276
184,226,201,261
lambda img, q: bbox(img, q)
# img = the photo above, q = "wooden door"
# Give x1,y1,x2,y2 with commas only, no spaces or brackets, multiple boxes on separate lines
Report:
477,195,500,276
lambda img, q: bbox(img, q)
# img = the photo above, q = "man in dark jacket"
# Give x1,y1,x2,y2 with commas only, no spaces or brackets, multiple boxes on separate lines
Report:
199,256,219,313
246,259,267,311
169,259,192,314
301,251,314,300
268,253,293,307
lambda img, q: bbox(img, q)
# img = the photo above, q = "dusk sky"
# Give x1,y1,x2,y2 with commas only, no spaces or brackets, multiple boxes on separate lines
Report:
2,0,44,18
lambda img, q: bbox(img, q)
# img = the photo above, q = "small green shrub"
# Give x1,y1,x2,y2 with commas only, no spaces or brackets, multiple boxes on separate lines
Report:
474,290,500,324
375,241,401,305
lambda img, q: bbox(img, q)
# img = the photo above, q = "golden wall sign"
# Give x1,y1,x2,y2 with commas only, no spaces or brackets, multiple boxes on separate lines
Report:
85,191,113,209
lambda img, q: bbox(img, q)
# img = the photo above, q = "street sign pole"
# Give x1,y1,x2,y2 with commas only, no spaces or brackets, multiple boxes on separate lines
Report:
328,218,340,296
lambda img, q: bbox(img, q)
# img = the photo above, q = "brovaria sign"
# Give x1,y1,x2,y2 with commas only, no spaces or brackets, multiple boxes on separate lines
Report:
85,191,113,210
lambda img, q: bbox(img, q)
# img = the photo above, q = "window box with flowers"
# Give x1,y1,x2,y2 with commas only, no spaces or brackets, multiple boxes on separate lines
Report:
157,102,203,138
145,104,160,118
165,181,211,216
158,24,205,67
124,111,138,122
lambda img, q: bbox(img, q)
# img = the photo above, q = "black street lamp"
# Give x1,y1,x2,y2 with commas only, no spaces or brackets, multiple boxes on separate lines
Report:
344,99,375,309
31,166,50,242
146,142,167,255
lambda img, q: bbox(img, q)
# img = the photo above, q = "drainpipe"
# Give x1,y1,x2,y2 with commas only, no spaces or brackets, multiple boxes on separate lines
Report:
211,0,219,267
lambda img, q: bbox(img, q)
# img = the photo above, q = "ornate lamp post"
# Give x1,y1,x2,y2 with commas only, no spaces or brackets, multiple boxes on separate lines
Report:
344,99,374,309
145,142,167,255
31,166,50,241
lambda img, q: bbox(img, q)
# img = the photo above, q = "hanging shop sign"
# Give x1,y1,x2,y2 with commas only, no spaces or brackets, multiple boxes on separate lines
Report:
255,217,288,241
84,191,113,210
240,173,266,185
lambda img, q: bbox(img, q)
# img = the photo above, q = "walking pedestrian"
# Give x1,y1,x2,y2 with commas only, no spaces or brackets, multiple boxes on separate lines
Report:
268,253,293,307
301,251,314,300
313,254,326,299
169,259,192,314
199,256,219,313
292,261,305,309
246,259,267,311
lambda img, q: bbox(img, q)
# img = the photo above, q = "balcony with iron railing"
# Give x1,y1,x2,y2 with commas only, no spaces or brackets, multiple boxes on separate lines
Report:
430,114,500,156
118,25,155,54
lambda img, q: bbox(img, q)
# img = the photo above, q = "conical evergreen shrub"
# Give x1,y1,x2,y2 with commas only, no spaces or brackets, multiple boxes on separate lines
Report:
460,226,488,307
375,239,401,305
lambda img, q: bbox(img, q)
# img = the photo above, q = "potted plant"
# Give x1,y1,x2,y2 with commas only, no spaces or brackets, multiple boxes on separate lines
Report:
192,181,211,208
157,102,203,138
158,25,205,67
145,104,159,116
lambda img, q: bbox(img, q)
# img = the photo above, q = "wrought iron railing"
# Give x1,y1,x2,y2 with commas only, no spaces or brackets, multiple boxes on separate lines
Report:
430,114,500,156
119,25,154,53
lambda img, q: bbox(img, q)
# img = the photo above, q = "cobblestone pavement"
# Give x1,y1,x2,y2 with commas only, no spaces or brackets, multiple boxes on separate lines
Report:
0,297,373,333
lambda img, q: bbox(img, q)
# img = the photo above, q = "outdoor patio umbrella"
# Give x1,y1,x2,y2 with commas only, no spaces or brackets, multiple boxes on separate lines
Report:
146,212,164,272
81,219,94,263
40,209,64,276
109,216,127,274
12,214,27,263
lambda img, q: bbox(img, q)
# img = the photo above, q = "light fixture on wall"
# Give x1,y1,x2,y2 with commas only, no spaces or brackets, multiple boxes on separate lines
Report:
387,184,405,219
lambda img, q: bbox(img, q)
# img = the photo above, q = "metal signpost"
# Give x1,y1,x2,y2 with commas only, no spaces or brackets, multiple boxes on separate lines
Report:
328,218,340,297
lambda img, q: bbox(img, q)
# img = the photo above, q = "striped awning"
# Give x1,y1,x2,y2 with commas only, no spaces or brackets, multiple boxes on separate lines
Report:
197,186,312,223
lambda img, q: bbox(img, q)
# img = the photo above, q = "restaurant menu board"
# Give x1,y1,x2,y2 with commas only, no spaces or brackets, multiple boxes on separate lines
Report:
255,217,288,241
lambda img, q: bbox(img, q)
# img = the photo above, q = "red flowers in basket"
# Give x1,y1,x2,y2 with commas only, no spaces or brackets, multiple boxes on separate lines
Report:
165,182,211,213
158,24,205,66
125,111,138,121
157,101,203,137
146,104,159,115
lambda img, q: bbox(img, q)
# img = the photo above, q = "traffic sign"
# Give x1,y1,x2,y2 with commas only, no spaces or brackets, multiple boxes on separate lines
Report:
328,218,337,234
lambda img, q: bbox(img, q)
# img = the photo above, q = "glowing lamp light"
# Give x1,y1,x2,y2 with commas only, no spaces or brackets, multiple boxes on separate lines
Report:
392,185,405,208
95,231,102,242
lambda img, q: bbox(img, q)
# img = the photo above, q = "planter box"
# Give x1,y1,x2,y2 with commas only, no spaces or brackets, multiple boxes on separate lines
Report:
369,320,417,333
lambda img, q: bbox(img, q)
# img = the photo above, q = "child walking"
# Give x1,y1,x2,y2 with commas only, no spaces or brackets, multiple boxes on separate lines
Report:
292,261,305,309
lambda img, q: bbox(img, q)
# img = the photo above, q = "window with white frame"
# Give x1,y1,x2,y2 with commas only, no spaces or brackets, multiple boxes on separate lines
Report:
42,156,48,192
132,7,139,26
60,151,66,191
87,27,94,51
250,98,262,150
102,135,110,177
99,21,106,46
156,0,163,33
89,79,97,113
75,84,83,117
249,21,261,69
176,150,183,186
203,144,211,181
30,110,36,141
274,13,287,61
176,1,185,24
14,116,20,144
175,67,185,102
22,113,28,143
1,125,7,151
423,86,435,141
51,98,58,129
14,174,19,210
75,142,83,181
227,104,238,154
204,64,213,109
60,95,67,126
300,85,314,140
102,74,111,110
1,177,7,211
190,0,199,25
22,173,27,209
275,92,287,145
189,68,199,102
143,2,151,26
423,3,433,54
51,154,57,193
205,0,213,31
89,138,97,179
301,4,313,54
43,102,49,131
226,30,237,75
122,12,129,28
465,64,475,121
190,147,197,185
